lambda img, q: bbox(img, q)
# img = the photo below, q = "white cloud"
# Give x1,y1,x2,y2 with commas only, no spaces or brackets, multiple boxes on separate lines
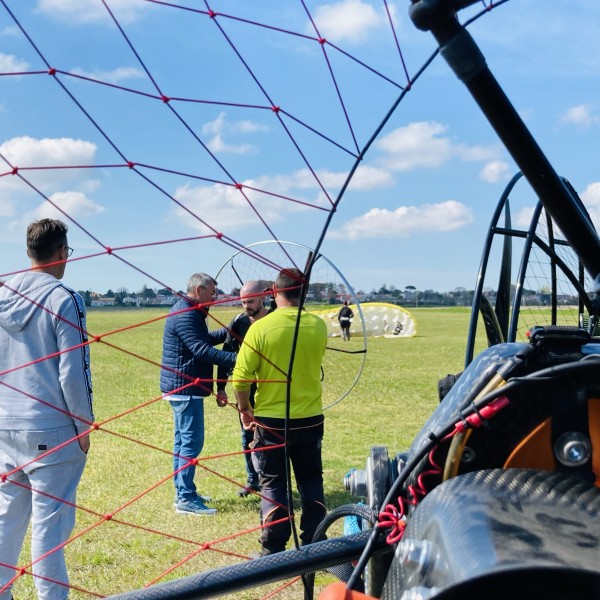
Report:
455,144,500,162
202,113,228,137
36,0,145,24
581,181,600,230
203,113,267,136
376,121,500,171
0,53,29,72
275,165,393,194
33,191,104,220
514,205,536,229
349,165,395,189
240,165,393,208
562,104,598,128
70,66,145,84
0,136,96,168
312,0,395,44
202,112,266,155
512,182,600,233
169,161,382,232
480,160,510,183
170,182,285,234
0,136,98,196
206,134,255,155
329,200,473,240
3,191,104,235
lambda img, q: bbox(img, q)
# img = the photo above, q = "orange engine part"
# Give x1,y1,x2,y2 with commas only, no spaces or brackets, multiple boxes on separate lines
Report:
504,398,600,486
318,582,378,600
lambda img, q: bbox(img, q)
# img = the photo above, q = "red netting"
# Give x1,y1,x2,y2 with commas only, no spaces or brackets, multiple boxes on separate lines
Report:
0,1,502,597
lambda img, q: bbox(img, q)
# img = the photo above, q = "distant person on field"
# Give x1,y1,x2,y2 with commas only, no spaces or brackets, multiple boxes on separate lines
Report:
233,268,328,556
217,280,271,497
160,273,236,516
0,218,94,600
337,300,354,341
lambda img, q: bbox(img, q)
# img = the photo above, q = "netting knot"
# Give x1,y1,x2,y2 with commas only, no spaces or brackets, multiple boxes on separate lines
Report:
0,473,6,483
104,513,114,521
208,10,217,18
105,246,113,254
48,67,56,76
127,161,135,169
11,166,18,175
161,95,170,103
216,232,223,240
318,38,326,45
235,182,243,189
271,106,280,113
93,335,102,343
91,422,100,430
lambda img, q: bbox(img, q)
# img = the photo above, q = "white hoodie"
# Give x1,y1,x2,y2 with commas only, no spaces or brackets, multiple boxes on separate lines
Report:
0,271,93,434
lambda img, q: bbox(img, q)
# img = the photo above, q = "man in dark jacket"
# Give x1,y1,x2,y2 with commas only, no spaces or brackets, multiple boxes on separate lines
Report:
217,281,270,496
160,273,236,516
337,300,354,341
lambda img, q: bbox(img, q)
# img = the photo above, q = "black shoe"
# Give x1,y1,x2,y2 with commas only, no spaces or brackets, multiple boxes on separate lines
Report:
238,481,260,497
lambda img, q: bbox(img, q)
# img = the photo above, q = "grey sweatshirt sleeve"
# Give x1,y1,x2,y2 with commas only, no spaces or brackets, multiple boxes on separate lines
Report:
55,288,94,435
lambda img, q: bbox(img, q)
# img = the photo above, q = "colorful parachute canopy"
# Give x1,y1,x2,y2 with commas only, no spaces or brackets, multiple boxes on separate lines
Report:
312,302,416,339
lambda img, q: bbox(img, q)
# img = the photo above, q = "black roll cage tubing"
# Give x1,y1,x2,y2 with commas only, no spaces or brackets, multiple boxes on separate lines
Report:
409,0,600,283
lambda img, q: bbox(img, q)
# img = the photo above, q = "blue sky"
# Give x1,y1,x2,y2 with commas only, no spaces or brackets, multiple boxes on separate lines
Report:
1,0,599,296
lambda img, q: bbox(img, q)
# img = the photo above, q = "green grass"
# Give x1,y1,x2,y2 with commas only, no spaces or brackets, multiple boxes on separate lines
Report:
14,306,484,599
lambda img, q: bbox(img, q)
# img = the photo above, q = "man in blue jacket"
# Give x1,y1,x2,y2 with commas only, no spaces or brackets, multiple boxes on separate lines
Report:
160,273,236,516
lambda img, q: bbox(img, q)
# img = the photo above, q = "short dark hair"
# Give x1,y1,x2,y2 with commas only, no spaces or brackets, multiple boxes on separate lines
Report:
27,219,68,262
274,268,305,302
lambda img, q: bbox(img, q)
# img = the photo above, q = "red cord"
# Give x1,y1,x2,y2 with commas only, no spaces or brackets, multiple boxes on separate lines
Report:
378,398,509,545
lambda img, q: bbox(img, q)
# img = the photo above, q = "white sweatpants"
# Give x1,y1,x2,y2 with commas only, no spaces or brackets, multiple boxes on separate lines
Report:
0,425,87,600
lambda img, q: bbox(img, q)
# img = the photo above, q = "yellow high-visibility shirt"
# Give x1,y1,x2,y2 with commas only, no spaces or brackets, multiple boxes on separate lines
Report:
232,307,327,419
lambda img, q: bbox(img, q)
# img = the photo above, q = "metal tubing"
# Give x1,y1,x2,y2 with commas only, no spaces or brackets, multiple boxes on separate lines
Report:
408,0,600,280
106,531,388,600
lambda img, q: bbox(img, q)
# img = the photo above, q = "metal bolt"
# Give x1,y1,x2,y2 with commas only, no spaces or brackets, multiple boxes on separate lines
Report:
554,431,591,467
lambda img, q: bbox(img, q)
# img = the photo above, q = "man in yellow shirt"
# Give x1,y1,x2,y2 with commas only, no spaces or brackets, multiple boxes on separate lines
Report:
233,268,327,556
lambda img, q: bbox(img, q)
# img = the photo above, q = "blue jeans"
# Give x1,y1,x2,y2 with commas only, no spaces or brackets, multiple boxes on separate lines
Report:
169,396,205,501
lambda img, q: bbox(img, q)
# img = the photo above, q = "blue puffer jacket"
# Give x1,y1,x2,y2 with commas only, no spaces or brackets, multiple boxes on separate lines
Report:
160,297,237,397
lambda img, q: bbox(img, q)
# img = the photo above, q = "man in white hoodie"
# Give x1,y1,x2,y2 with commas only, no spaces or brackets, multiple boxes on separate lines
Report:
0,219,93,600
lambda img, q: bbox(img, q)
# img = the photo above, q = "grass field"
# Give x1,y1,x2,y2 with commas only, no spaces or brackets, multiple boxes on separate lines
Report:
14,306,486,599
